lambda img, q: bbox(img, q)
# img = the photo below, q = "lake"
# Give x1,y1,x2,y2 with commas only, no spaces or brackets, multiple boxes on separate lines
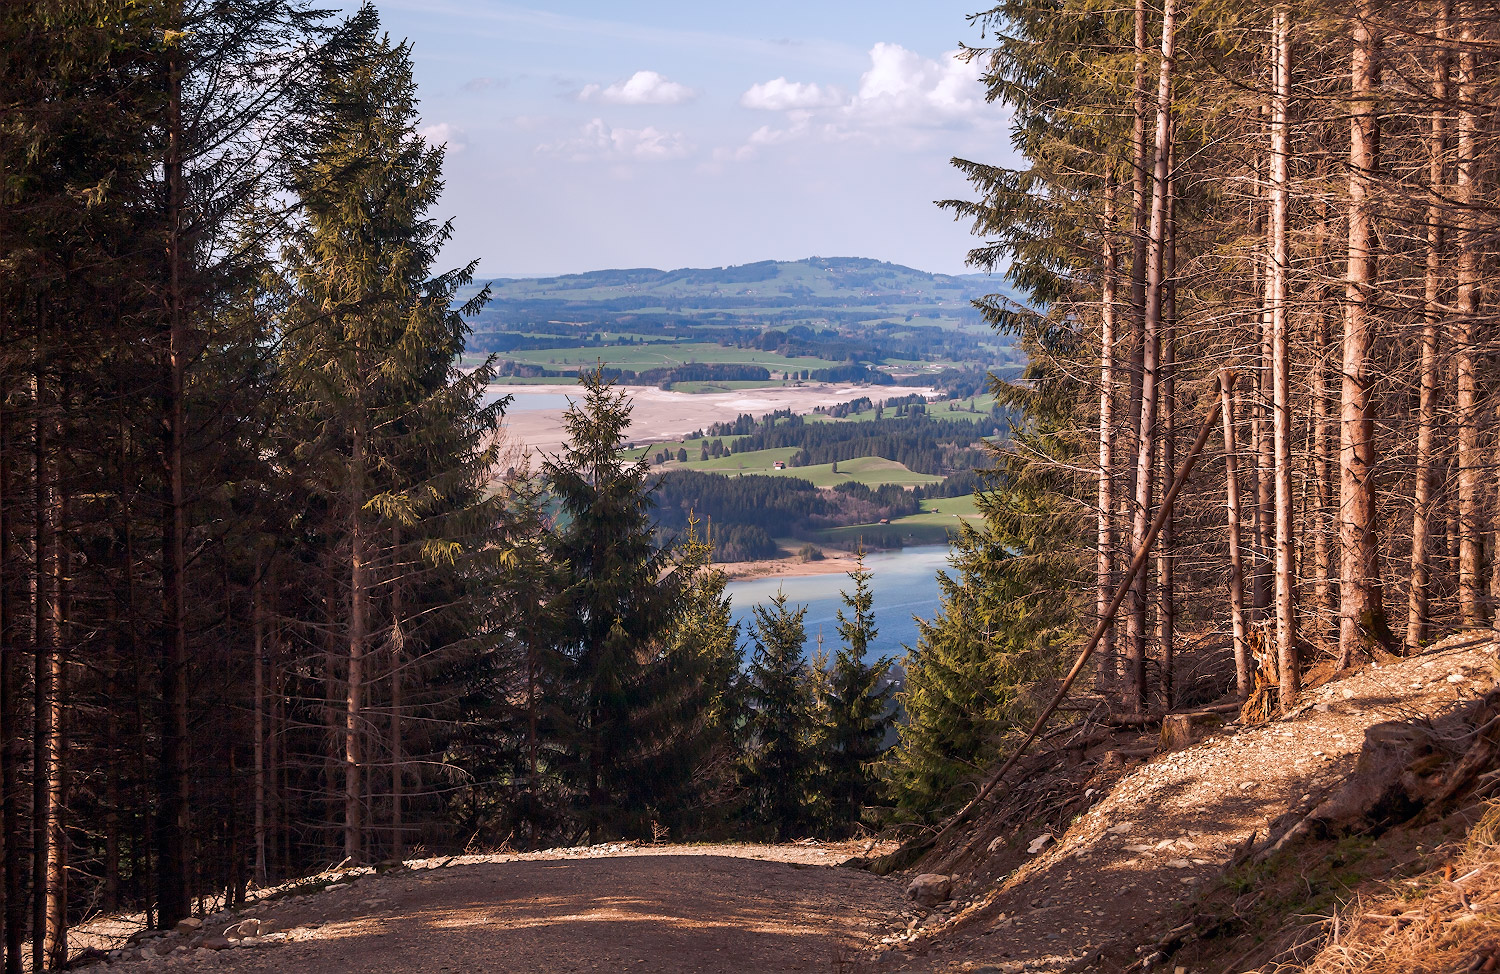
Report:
724,545,953,663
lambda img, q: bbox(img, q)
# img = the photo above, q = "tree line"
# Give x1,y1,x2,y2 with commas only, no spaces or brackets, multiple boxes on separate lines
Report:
0,5,902,969
880,0,1500,818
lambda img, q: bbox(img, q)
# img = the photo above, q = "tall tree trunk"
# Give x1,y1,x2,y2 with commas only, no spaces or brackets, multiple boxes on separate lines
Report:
1454,26,1483,627
389,526,404,862
1408,3,1450,649
45,495,65,972
345,418,367,863
1269,8,1298,707
1221,374,1252,698
1097,178,1119,692
1127,0,1174,713
1339,1,1386,662
1126,0,1151,514
252,571,267,887
1157,144,1177,709
1311,200,1335,654
0,347,20,974
156,6,192,925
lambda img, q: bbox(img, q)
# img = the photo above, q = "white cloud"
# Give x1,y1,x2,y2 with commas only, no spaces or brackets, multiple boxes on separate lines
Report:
846,43,986,125
418,122,465,152
540,118,691,161
740,78,843,111
579,70,695,105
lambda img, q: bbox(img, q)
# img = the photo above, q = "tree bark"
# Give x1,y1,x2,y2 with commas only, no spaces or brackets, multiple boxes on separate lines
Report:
156,6,192,925
1269,8,1298,707
252,570,267,886
1338,1,1386,662
1454,25,1483,627
1126,0,1174,712
1408,2,1450,649
1097,177,1119,693
1221,374,1251,698
1158,142,1177,710
345,417,367,863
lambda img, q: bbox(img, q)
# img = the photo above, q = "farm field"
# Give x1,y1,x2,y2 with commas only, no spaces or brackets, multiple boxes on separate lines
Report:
645,447,942,489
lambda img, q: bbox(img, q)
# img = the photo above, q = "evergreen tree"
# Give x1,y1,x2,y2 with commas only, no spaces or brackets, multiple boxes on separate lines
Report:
279,11,502,861
741,592,814,839
884,331,1080,821
819,551,895,833
543,367,687,839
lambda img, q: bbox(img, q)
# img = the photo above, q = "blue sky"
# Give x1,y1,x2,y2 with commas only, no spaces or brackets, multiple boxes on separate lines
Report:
373,1,1019,277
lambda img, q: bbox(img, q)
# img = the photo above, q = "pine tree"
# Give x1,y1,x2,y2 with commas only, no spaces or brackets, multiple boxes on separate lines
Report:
819,551,895,833
741,591,814,839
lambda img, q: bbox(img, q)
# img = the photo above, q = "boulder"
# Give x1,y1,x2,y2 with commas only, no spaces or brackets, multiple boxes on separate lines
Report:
906,873,952,906
174,916,202,934
202,936,233,951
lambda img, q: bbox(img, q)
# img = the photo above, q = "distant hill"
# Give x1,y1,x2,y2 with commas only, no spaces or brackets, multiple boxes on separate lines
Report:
479,257,1021,308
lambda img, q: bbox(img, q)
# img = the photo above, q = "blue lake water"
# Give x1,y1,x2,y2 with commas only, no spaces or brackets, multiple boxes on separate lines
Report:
724,545,952,663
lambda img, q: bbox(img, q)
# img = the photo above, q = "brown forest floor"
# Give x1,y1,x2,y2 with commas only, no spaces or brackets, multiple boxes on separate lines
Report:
75,634,1500,974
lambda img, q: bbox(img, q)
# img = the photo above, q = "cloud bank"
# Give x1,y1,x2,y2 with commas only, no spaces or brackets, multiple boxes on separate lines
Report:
580,70,695,105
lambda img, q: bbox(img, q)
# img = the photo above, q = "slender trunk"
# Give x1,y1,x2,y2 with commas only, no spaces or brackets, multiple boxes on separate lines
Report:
1097,178,1119,692
1255,265,1274,617
345,418,366,863
252,571,267,886
156,8,192,925
45,496,64,972
0,352,20,974
1126,0,1151,511
389,525,403,862
1409,4,1450,649
1127,0,1174,713
32,338,52,973
1311,202,1335,654
1339,2,1386,661
1221,374,1251,698
1270,9,1298,707
1454,28,1483,627
1157,145,1177,710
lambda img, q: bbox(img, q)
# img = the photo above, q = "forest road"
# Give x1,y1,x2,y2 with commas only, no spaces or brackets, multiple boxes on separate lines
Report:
101,844,911,973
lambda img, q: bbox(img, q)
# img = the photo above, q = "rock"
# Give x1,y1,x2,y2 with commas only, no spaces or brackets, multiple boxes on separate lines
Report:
906,873,952,906
1165,858,1191,868
202,936,233,951
1027,834,1053,854
174,917,202,934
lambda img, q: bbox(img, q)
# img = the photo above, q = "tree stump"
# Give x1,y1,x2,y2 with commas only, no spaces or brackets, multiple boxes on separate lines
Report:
1159,712,1224,752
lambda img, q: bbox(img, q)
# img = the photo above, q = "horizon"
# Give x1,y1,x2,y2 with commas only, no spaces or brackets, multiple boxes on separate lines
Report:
365,1,1021,279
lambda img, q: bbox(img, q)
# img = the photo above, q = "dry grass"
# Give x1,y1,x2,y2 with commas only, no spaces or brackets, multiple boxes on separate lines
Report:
1286,802,1500,974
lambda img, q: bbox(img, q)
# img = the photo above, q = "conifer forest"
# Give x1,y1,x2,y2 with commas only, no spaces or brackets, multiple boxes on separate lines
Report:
7,0,1500,970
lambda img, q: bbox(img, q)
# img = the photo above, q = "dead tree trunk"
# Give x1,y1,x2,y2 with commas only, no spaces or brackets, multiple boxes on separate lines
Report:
1269,8,1299,707
1221,373,1252,698
1338,1,1387,662
1127,0,1175,712
1454,27,1483,627
1407,4,1450,649
1097,178,1119,693
1158,143,1178,709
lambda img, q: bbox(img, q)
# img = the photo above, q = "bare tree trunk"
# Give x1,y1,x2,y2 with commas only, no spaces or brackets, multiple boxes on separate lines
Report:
1339,1,1386,662
32,345,52,972
1158,144,1177,710
1126,0,1151,516
1221,374,1252,698
252,571,267,887
389,525,404,862
1311,198,1335,654
45,499,65,972
1097,178,1119,692
1454,27,1483,627
1270,8,1298,707
345,415,367,863
1408,4,1450,649
1127,0,1174,712
156,4,192,925
0,357,21,974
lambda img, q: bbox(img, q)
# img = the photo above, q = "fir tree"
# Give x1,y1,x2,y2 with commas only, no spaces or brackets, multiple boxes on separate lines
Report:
741,591,814,840
820,551,895,833
543,367,686,839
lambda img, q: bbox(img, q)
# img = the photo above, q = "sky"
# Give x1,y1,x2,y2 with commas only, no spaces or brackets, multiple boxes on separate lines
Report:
370,1,1020,279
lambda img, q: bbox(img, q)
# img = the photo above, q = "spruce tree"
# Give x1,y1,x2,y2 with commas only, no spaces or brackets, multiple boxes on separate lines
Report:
820,551,895,833
741,591,814,840
279,11,502,861
543,367,686,839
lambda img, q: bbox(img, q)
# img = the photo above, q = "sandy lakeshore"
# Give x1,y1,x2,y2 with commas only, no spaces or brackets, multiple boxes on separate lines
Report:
716,551,868,581
495,382,932,455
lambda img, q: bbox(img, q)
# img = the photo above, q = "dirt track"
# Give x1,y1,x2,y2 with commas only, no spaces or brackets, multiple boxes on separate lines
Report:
92,844,910,974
